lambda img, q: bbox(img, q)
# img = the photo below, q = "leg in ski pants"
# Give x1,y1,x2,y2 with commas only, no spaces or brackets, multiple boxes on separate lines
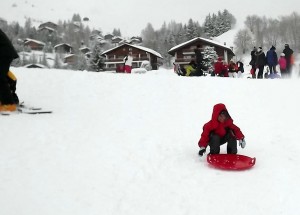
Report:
209,131,237,154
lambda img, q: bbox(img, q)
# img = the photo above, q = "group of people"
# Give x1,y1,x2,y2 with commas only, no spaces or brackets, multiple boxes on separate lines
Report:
249,44,294,79
213,57,244,78
174,45,206,77
0,29,19,112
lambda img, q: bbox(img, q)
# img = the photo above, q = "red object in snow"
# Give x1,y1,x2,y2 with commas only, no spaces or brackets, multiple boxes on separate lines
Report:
207,154,256,170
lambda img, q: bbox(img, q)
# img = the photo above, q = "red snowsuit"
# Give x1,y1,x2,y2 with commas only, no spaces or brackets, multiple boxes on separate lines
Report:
214,58,223,75
198,103,244,148
222,64,229,77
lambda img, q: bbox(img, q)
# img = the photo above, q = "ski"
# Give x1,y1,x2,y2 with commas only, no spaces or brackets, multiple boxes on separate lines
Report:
17,108,52,114
1,102,53,115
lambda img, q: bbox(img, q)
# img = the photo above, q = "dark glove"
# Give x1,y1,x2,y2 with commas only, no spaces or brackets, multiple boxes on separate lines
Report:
239,138,246,148
198,147,206,157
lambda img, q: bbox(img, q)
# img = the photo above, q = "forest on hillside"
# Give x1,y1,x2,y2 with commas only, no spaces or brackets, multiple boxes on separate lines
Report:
0,10,235,70
1,10,299,70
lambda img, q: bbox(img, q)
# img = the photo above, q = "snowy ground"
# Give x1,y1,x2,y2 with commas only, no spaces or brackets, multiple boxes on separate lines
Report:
1,67,300,215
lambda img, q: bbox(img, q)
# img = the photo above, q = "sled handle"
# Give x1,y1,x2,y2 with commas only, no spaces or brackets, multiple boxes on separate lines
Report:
250,157,256,165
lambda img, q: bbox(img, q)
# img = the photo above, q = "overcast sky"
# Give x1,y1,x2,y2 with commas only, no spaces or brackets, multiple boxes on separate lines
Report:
1,0,299,36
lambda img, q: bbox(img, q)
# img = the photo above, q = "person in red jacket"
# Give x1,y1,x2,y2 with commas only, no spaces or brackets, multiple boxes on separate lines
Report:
221,61,229,77
214,57,223,76
198,103,246,156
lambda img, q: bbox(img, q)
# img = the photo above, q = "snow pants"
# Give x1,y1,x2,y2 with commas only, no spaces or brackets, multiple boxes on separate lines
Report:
209,131,237,154
257,66,264,79
124,65,132,73
0,57,14,105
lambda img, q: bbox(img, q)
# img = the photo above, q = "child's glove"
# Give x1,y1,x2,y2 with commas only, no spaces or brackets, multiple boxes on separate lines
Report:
198,147,206,156
239,139,246,148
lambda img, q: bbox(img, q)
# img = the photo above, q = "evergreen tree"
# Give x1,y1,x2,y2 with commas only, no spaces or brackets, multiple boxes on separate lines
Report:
202,46,217,73
141,23,158,50
53,53,61,69
40,51,49,67
186,19,198,40
75,53,88,70
112,28,121,36
203,10,236,37
204,14,213,37
88,40,104,71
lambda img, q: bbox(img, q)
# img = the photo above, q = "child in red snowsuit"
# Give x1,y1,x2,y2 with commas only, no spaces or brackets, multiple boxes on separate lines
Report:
278,53,287,78
198,103,246,156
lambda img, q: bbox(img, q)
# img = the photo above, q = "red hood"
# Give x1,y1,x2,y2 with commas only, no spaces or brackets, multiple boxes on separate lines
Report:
211,103,231,122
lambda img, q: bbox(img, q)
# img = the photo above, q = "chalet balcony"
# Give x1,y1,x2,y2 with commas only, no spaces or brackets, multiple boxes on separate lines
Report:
174,58,195,63
105,57,149,62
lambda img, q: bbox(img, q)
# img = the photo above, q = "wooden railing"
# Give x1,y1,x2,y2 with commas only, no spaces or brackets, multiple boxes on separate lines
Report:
105,57,149,62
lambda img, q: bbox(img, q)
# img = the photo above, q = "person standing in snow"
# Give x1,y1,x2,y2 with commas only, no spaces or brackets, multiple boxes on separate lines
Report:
282,44,294,77
266,45,278,75
0,29,19,112
123,51,133,73
214,57,223,76
194,45,203,76
221,61,229,77
228,60,238,78
198,103,246,156
249,47,257,78
255,47,266,79
278,53,287,78
185,60,197,76
236,61,244,78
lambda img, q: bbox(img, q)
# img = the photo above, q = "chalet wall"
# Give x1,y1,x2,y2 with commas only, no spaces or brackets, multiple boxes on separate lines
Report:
103,45,159,70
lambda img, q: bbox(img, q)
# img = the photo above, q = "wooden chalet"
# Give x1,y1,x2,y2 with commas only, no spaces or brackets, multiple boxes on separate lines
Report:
168,37,235,65
37,26,56,34
111,36,123,46
64,54,77,64
101,43,163,71
54,43,73,54
79,47,91,54
38,22,58,30
104,34,114,41
24,38,45,51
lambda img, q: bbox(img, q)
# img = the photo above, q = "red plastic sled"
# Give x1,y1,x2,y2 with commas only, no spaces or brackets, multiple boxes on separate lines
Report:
207,154,256,170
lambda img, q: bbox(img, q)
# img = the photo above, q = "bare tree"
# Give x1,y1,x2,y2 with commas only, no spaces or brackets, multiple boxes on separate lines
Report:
264,18,280,48
234,29,253,55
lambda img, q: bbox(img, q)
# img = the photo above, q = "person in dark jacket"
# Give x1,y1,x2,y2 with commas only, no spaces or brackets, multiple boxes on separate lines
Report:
255,47,266,79
283,44,294,77
249,47,257,78
0,29,19,112
266,45,278,75
194,45,203,76
198,103,246,156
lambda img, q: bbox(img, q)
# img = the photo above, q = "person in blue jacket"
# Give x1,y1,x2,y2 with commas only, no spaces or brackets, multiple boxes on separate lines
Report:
266,45,278,75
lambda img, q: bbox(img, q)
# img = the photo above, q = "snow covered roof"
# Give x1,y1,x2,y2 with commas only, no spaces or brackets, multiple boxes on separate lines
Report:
79,46,90,51
64,54,76,59
24,63,47,68
101,43,163,59
24,38,45,46
168,37,234,56
54,43,72,49
37,26,55,32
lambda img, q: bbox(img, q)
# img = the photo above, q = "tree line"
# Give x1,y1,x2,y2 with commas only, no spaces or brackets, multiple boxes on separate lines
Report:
1,10,235,70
